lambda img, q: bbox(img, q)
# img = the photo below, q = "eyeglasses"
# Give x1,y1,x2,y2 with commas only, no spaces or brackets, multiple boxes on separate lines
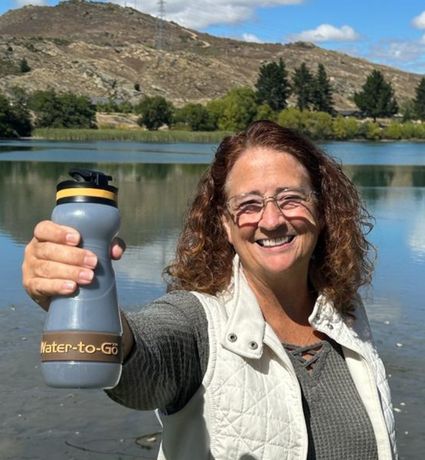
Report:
226,187,317,226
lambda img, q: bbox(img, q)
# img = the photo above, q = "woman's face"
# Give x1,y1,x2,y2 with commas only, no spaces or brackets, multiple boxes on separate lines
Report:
222,147,321,287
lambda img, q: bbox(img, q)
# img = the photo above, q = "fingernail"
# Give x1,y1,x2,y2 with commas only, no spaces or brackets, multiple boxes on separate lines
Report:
66,232,79,244
78,270,94,284
63,281,76,292
84,255,97,268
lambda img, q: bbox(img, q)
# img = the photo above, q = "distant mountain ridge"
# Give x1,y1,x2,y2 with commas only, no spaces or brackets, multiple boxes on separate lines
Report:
0,0,422,109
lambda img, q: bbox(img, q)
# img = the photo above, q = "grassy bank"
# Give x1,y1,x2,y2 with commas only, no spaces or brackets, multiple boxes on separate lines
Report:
33,120,425,143
32,128,232,143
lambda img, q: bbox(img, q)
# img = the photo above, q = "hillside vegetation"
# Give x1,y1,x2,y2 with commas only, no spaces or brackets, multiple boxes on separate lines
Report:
0,0,422,109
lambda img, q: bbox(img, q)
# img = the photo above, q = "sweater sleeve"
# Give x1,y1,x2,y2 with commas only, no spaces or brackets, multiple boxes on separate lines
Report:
105,290,209,414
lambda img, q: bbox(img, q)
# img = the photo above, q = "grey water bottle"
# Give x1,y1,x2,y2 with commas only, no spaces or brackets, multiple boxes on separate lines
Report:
40,169,122,389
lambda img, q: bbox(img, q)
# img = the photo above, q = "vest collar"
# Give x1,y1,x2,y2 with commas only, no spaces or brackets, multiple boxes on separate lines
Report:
218,256,364,359
219,256,266,359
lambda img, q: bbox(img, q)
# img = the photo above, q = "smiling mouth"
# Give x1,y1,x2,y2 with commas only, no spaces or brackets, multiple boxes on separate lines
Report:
256,235,295,247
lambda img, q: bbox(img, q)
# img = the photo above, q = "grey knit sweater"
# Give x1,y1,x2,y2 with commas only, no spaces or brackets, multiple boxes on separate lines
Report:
107,290,378,459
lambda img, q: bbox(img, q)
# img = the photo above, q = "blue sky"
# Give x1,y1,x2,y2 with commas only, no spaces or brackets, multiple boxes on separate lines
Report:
2,0,425,74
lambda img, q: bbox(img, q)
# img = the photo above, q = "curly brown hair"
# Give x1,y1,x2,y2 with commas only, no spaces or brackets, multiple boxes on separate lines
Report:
165,120,375,312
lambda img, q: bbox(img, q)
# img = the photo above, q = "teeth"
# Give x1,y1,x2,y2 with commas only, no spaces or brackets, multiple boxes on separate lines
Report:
258,236,294,247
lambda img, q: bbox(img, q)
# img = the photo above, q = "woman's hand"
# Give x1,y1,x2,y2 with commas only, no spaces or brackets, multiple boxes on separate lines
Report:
22,220,126,311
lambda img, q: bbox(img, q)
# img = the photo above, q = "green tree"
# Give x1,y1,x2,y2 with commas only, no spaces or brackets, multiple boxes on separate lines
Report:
311,63,334,114
28,90,61,127
254,103,276,122
19,58,31,73
278,107,305,132
0,92,32,138
354,70,398,121
413,77,425,120
58,93,97,128
174,103,216,131
28,90,96,128
304,111,334,139
211,87,258,131
399,99,416,122
292,63,314,111
205,98,225,128
135,96,174,130
278,108,334,139
255,58,291,111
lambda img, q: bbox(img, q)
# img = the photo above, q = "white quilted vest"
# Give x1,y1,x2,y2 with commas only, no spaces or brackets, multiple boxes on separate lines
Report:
157,257,397,460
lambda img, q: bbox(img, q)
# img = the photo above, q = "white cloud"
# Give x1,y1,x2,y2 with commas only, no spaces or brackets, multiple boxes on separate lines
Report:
412,11,425,29
14,0,47,6
241,33,263,43
368,39,425,64
104,0,304,29
11,0,304,30
288,24,360,43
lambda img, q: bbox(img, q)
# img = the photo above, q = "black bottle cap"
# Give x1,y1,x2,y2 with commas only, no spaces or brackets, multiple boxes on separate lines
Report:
56,169,118,206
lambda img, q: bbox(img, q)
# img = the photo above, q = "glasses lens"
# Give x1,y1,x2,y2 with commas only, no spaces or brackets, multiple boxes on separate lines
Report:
276,190,310,215
229,194,263,225
228,189,313,225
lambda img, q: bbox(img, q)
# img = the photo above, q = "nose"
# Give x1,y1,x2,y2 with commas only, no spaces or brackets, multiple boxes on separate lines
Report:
258,199,286,229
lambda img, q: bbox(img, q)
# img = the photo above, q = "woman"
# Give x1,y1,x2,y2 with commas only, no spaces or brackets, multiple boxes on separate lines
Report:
22,121,397,459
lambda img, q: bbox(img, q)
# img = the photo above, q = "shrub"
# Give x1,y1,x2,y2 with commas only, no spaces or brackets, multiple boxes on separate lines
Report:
0,92,32,138
174,103,216,131
332,116,360,140
135,96,174,130
28,90,96,129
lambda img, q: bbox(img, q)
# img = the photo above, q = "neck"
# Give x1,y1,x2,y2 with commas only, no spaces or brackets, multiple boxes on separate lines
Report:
243,268,321,345
244,267,314,321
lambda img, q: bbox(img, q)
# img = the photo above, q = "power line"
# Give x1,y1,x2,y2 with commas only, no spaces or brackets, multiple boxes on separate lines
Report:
155,0,166,50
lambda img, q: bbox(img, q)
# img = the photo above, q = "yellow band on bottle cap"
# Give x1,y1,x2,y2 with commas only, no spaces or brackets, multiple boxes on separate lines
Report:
56,188,117,202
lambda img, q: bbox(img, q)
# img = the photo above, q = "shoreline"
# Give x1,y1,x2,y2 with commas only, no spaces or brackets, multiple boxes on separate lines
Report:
3,127,425,144
29,129,425,143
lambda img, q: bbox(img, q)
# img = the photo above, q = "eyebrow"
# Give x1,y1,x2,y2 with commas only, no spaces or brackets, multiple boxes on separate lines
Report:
233,186,306,197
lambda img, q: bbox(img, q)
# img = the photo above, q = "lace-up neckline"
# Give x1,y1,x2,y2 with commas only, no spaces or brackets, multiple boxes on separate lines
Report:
282,339,331,377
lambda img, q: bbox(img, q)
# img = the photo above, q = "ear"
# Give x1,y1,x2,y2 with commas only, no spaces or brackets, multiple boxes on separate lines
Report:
221,213,234,245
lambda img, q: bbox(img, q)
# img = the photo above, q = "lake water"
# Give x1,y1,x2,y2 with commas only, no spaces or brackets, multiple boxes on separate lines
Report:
0,139,424,459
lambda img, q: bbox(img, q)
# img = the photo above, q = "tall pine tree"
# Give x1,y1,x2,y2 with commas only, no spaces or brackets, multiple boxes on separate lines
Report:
311,63,334,114
292,63,314,111
354,70,398,120
413,76,425,120
255,58,291,111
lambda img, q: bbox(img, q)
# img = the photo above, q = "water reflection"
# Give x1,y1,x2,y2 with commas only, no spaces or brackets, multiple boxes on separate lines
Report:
2,161,425,293
0,162,207,244
0,140,216,163
1,160,425,458
345,164,425,188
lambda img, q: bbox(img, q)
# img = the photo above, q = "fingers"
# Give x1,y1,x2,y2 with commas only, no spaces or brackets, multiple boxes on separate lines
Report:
111,237,126,260
34,220,81,246
24,277,77,311
22,221,98,310
32,240,97,269
23,221,127,311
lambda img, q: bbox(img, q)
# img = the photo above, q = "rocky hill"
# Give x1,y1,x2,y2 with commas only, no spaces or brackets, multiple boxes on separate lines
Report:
0,0,422,109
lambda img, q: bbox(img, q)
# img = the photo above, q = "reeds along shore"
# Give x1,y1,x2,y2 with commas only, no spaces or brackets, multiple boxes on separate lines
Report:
32,128,232,143
33,121,425,143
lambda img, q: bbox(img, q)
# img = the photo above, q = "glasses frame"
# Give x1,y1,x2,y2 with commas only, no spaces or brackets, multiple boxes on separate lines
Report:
225,187,318,225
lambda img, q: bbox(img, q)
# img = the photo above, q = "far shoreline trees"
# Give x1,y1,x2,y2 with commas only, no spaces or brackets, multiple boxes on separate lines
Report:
414,77,425,121
354,70,398,121
255,58,290,111
0,91,31,138
2,60,425,140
